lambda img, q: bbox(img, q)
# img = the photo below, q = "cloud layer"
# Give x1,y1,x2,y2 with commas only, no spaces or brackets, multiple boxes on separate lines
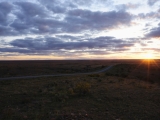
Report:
0,0,160,59
0,1,133,36
0,36,134,56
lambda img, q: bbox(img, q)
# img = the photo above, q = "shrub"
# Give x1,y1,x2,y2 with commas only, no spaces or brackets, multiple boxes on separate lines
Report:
68,88,74,95
74,82,91,95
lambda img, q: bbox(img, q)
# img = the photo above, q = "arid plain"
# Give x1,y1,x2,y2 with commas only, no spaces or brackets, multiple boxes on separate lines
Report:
0,60,160,120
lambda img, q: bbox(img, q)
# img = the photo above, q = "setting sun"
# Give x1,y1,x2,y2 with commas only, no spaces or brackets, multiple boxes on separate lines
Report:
144,53,154,59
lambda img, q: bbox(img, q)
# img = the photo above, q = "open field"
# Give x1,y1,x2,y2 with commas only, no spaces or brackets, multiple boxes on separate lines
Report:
0,60,114,78
0,60,160,120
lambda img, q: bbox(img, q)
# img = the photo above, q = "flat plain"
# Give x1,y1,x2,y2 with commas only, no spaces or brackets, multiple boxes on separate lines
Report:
0,60,160,120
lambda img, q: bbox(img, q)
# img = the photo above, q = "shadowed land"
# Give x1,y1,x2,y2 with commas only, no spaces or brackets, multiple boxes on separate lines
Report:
0,60,160,120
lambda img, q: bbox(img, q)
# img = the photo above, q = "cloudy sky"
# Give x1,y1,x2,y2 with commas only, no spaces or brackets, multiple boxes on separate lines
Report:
0,0,160,60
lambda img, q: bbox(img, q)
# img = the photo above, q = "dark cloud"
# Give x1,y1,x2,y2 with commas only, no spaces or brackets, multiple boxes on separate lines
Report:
38,0,76,13
148,0,159,6
0,47,31,53
56,35,81,41
0,26,9,35
7,36,135,56
0,25,18,36
64,9,132,32
146,24,160,38
0,0,133,36
10,21,29,31
14,2,47,17
0,2,13,25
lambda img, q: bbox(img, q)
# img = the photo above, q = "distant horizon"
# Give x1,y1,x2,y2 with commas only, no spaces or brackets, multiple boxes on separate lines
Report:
0,58,159,61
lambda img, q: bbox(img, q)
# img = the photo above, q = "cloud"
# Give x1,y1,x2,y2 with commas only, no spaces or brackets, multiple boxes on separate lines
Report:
65,9,133,32
146,23,160,38
148,0,159,6
38,0,76,13
14,2,47,17
0,1,133,36
138,7,160,20
10,36,133,51
0,2,13,25
0,47,31,53
38,0,113,10
3,35,135,56
38,0,68,13
142,48,160,52
116,3,140,11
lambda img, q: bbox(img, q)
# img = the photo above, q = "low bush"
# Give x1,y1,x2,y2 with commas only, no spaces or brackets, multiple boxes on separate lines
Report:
74,82,91,95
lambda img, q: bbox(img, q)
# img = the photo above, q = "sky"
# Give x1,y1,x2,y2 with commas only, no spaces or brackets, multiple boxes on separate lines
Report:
0,0,160,60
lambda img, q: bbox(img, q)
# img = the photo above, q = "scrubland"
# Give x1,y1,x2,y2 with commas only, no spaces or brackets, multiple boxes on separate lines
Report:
0,60,160,120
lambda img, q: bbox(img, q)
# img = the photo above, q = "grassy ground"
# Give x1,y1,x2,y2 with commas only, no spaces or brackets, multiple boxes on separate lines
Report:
0,73,160,120
105,62,160,85
0,60,111,78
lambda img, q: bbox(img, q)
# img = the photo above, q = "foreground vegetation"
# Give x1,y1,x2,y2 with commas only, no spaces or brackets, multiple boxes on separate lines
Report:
0,60,160,119
0,74,159,120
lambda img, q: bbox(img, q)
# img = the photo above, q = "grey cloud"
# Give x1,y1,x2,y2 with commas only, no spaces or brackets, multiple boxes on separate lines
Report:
72,0,92,6
65,9,132,32
111,48,130,51
38,0,111,11
116,3,140,11
38,0,76,13
0,47,31,53
126,3,140,9
72,0,113,9
0,25,19,36
49,5,66,13
147,41,153,43
0,2,13,25
146,24,160,38
56,35,81,41
0,26,9,35
138,12,160,20
142,48,160,52
115,43,134,48
10,13,65,35
0,1,133,36
10,21,29,30
14,2,47,17
0,1,53,35
0,47,54,56
9,36,134,54
140,43,147,46
148,0,159,6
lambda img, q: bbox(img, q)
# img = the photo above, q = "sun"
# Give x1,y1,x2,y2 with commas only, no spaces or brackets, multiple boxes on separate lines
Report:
144,53,154,60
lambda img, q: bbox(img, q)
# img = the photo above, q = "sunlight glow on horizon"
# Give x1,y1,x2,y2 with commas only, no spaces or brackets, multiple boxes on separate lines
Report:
143,53,155,59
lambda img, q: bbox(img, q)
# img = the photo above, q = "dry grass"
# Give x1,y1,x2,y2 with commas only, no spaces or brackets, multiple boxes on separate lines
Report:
0,60,160,120
0,74,159,120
